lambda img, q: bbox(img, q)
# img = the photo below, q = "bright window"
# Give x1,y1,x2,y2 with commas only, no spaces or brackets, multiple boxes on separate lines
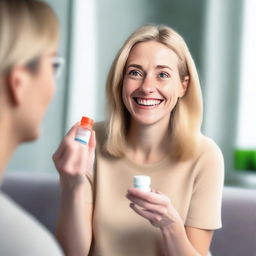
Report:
235,0,256,170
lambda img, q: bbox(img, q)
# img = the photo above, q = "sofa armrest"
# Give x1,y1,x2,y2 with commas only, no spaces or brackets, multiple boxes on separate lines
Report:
211,186,256,256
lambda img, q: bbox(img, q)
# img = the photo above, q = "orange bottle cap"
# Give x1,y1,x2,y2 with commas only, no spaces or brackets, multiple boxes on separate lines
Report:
80,116,94,128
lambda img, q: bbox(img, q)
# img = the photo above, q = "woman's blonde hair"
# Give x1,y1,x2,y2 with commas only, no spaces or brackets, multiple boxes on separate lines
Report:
105,24,203,161
0,0,59,76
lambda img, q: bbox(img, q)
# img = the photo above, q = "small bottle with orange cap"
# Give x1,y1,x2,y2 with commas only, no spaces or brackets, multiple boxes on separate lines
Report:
75,116,94,144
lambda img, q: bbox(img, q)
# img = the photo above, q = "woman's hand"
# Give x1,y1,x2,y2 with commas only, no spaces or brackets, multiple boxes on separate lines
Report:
126,189,211,255
126,188,183,230
52,123,96,190
53,124,96,255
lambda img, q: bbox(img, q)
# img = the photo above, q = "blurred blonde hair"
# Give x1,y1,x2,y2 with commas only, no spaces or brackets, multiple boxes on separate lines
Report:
0,0,59,76
105,24,203,161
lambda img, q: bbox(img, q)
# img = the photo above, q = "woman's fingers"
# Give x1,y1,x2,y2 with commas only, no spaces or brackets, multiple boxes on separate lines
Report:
127,188,170,206
86,130,96,174
52,124,79,161
64,122,80,138
130,203,165,227
88,130,96,149
130,203,156,219
127,193,169,216
52,123,96,182
52,123,97,191
127,188,183,229
52,138,66,161
126,188,180,228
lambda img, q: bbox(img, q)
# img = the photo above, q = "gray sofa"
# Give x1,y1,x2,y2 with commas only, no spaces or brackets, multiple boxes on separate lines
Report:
1,172,256,256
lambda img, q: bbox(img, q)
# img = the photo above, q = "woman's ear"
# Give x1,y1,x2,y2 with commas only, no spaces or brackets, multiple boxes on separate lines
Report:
6,65,29,106
179,75,189,98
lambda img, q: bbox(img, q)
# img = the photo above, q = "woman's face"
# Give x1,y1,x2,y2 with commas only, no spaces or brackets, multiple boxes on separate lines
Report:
20,48,58,141
122,41,188,126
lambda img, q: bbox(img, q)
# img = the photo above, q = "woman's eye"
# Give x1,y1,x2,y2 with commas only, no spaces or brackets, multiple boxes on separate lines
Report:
159,72,170,78
128,70,142,77
52,63,60,71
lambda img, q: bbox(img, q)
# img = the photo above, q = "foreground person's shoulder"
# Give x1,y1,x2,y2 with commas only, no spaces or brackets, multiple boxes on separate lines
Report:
0,193,63,256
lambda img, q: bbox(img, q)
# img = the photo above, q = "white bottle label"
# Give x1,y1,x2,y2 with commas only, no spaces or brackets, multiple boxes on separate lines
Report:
75,127,91,144
134,185,151,192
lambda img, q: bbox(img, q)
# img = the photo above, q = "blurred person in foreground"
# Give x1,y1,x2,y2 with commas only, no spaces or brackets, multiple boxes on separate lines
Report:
0,0,63,255
54,25,224,256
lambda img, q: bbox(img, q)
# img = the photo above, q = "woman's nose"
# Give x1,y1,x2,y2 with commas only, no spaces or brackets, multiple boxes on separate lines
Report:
140,74,156,93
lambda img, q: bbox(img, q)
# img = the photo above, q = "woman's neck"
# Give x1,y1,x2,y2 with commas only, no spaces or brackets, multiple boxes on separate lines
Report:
126,117,171,164
0,116,18,175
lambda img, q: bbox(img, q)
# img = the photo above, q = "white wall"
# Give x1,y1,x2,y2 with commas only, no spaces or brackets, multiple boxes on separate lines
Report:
65,0,98,128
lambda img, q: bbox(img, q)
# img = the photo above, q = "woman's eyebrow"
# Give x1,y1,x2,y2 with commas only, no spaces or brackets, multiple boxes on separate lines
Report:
126,64,173,72
156,65,173,71
127,64,144,70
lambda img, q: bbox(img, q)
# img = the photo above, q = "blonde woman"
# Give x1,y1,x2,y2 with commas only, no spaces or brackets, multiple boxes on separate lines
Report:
0,0,63,255
54,25,224,256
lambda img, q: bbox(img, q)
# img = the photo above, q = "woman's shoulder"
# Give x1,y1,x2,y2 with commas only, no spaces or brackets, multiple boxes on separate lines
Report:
189,135,225,191
198,134,223,157
0,193,63,255
195,134,224,170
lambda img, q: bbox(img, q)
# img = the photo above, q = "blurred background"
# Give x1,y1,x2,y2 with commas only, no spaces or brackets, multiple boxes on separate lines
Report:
6,0,256,188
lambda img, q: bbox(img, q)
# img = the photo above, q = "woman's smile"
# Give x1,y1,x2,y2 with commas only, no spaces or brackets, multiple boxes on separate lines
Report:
133,97,164,109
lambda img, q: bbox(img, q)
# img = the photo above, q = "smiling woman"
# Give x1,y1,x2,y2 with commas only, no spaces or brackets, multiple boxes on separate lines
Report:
54,24,224,256
105,25,203,161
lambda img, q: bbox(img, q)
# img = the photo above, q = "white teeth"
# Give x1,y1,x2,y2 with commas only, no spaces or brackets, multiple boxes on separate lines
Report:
136,98,162,106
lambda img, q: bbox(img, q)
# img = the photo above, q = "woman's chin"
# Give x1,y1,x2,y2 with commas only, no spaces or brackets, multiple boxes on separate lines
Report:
22,128,40,143
131,116,161,126
130,112,171,127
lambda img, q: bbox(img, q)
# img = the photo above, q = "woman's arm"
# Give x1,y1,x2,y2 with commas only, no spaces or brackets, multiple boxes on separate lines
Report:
161,224,213,256
53,124,96,256
127,188,212,256
185,227,213,255
56,182,93,256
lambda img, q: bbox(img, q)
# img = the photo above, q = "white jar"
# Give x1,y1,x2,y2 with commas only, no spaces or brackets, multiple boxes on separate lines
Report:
133,175,151,192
